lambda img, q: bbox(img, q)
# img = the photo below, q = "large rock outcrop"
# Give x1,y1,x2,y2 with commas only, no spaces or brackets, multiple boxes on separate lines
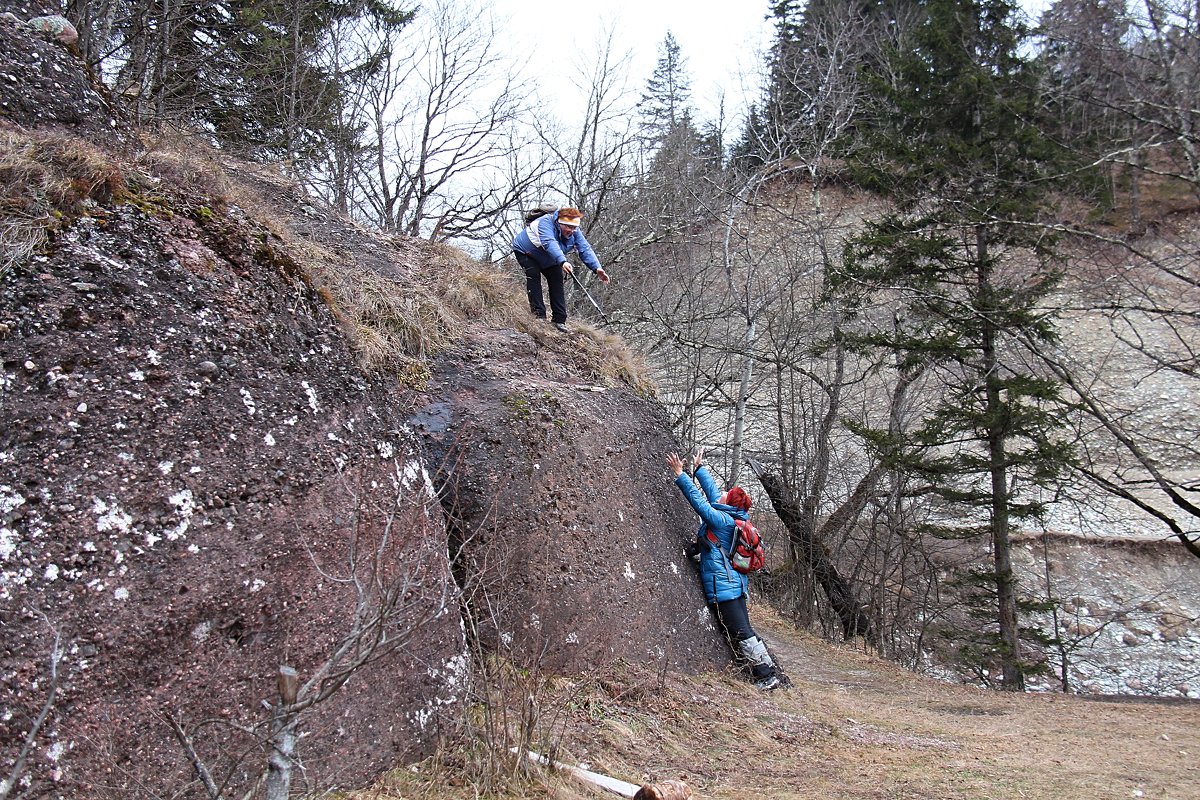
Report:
0,16,731,800
410,333,729,674
0,170,469,797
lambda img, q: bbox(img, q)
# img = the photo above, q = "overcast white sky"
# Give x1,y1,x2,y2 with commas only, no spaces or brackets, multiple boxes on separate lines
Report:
483,0,1055,131
485,0,774,127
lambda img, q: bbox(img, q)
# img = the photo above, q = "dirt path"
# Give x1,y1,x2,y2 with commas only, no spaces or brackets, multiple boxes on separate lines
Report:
531,611,1200,800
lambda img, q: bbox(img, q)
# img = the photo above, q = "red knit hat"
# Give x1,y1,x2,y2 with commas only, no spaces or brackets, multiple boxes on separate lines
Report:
726,487,752,511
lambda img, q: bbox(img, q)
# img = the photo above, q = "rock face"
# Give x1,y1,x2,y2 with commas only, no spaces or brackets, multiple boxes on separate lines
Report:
410,329,730,674
0,12,120,139
0,191,468,797
0,17,732,799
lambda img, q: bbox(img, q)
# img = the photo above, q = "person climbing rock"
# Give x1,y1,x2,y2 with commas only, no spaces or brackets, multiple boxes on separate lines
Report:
512,205,609,332
667,448,782,691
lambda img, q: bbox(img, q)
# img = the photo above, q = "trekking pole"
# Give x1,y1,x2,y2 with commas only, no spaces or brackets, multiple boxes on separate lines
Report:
569,268,610,325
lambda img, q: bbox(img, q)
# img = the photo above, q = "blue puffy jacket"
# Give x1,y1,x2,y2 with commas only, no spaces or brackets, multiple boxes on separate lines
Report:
674,465,749,603
512,210,603,272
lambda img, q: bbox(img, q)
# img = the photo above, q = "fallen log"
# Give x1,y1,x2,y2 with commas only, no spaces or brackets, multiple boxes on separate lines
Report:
519,749,692,800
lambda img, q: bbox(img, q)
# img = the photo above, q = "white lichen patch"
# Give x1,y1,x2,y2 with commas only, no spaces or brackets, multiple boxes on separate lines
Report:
146,348,162,365
92,497,133,534
166,489,196,540
622,563,636,581
263,432,276,446
302,380,319,413
0,485,25,517
157,460,174,475
247,578,266,593
399,459,436,499
565,632,579,644
1,525,21,563
127,369,145,382
668,563,680,575
377,440,395,459
43,563,59,581
240,387,256,415
114,587,129,600
192,621,212,642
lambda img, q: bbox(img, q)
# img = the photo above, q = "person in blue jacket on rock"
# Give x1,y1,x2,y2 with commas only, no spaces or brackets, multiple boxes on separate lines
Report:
512,205,609,333
667,448,781,691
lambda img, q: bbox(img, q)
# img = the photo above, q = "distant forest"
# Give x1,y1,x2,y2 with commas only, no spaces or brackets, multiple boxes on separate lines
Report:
64,0,1199,690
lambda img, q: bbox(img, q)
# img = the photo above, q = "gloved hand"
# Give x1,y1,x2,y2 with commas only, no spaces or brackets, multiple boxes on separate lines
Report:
561,261,574,275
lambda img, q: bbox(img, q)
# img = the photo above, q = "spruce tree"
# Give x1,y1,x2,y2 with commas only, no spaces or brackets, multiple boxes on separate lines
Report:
112,0,412,163
639,32,692,146
836,0,1075,690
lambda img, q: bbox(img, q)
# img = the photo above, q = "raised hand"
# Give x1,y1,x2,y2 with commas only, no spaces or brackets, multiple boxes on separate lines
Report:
666,453,685,478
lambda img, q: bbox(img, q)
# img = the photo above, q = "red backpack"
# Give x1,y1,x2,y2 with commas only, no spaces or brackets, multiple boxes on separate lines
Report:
706,519,765,574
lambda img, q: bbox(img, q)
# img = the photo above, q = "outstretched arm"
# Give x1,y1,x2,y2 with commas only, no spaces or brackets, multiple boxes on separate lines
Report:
692,449,721,503
667,453,731,531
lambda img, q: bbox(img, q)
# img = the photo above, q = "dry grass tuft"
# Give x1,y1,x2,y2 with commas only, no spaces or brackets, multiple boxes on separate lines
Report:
567,324,659,396
423,244,532,328
0,129,126,276
135,131,232,210
332,269,457,373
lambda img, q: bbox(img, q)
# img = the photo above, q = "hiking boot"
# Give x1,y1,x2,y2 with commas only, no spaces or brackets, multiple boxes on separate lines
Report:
754,674,781,691
553,322,569,333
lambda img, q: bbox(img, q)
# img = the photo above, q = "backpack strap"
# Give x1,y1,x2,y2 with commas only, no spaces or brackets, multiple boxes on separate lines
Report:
706,528,736,579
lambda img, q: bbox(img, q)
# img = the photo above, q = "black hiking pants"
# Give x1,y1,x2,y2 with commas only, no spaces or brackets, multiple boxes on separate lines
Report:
712,595,757,643
515,251,567,324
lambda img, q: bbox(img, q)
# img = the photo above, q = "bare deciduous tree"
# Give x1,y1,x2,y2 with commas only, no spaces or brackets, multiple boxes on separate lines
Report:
351,0,531,240
1037,0,1200,559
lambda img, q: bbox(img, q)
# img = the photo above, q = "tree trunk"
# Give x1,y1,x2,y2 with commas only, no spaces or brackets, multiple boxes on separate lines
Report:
728,318,755,486
265,666,300,800
978,229,1024,691
748,459,875,643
